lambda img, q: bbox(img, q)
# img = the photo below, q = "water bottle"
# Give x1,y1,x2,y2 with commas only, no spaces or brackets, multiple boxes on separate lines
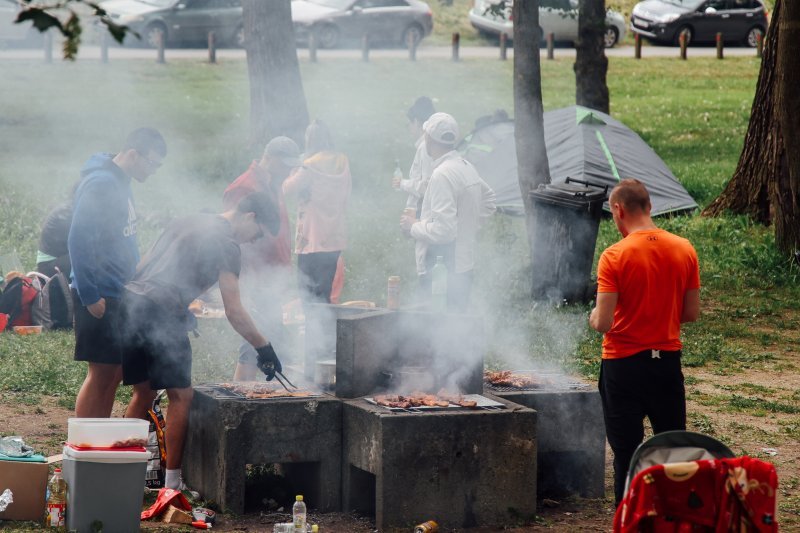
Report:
392,159,403,190
430,256,447,311
292,494,307,531
45,468,67,527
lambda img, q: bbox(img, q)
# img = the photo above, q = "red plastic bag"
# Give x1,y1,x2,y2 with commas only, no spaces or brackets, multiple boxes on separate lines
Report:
141,488,192,520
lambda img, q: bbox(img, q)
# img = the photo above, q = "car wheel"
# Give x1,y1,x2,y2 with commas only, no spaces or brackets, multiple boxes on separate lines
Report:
144,22,167,49
603,26,619,48
674,25,692,46
744,25,764,48
402,24,424,48
314,24,339,49
234,25,245,48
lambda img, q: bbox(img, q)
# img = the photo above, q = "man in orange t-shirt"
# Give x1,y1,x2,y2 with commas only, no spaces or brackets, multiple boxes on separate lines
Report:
589,179,701,506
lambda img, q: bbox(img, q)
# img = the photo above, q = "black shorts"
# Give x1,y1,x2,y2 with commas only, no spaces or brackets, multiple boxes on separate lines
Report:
73,289,123,365
120,291,193,390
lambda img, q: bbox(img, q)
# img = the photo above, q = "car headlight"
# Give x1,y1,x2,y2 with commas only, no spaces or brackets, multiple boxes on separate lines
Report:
655,13,679,23
117,14,145,24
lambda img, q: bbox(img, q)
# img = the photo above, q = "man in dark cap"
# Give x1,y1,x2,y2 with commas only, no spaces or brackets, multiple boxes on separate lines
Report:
121,191,283,490
223,136,303,381
69,127,167,418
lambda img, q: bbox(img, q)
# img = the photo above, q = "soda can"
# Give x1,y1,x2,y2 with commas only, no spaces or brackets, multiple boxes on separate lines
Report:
414,520,439,533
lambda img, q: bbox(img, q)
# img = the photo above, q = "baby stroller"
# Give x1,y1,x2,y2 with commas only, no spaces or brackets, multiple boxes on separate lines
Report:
614,430,778,532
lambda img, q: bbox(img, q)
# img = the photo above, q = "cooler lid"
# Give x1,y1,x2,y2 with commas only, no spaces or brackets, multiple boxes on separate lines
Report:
63,444,150,463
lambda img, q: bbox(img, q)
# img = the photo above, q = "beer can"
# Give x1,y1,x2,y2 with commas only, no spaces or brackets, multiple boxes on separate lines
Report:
387,276,400,310
414,520,439,533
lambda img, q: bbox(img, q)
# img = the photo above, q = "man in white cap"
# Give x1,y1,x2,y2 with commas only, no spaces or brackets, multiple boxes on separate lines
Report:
223,136,302,380
401,112,496,311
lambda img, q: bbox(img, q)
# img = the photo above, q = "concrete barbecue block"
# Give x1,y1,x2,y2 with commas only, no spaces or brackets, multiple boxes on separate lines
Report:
335,309,486,398
341,396,537,530
183,387,342,514
488,388,605,499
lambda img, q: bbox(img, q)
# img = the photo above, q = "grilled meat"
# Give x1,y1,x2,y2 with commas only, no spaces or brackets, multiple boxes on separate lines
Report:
484,370,551,389
218,382,313,399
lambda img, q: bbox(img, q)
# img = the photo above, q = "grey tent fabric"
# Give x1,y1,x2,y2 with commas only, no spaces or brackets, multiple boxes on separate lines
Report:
458,106,698,216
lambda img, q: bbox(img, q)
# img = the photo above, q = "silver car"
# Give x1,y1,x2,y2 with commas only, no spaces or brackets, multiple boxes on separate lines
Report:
468,0,627,48
292,0,434,49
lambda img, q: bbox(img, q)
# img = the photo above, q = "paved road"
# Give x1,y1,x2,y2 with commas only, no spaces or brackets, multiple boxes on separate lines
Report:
0,43,761,61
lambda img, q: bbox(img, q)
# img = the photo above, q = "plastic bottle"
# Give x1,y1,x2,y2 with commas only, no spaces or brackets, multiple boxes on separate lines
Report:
392,159,403,190
292,494,307,531
430,256,447,311
311,525,319,533
387,276,400,309
45,468,67,527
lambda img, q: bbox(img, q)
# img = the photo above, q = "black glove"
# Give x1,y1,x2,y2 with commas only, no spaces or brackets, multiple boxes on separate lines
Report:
255,344,282,381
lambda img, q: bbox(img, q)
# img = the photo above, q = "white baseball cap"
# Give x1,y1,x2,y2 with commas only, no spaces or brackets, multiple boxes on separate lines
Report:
423,112,459,146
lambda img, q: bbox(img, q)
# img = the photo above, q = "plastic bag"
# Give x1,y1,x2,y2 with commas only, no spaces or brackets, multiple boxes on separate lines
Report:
0,489,12,512
0,436,33,458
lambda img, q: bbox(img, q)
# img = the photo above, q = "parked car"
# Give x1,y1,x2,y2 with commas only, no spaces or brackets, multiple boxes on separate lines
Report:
292,0,433,49
630,0,768,47
101,0,244,48
468,0,627,48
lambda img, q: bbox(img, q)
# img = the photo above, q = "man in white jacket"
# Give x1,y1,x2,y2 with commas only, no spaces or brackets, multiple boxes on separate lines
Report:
401,112,496,311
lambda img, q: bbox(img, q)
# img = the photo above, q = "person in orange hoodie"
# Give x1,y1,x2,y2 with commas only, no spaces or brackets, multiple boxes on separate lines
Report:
283,120,351,305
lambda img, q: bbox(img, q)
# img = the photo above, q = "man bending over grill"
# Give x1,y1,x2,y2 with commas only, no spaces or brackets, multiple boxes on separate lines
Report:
589,179,701,507
120,192,283,490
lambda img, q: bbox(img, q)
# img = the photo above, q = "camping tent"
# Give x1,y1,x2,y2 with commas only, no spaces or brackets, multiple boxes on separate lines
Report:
458,106,698,216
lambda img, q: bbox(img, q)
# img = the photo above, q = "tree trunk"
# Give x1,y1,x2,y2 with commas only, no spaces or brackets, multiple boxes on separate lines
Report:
513,0,551,221
702,1,781,225
243,0,309,149
574,0,609,113
774,0,800,253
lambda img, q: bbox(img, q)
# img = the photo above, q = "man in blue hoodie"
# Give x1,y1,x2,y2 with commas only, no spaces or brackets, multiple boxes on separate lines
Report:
68,127,167,418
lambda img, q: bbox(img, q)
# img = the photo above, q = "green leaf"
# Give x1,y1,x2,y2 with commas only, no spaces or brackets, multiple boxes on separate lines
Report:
15,8,64,34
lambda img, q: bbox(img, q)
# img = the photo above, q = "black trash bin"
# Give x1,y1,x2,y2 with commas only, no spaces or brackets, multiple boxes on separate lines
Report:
528,178,607,303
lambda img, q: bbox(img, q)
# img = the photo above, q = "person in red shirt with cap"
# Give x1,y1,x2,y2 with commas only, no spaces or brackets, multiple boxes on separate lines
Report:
223,136,302,381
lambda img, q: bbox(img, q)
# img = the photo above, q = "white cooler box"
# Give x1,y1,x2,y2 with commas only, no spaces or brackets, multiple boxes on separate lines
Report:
61,445,150,533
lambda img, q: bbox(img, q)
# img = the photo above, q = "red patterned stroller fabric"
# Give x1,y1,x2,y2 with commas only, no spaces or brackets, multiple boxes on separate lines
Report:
614,456,778,532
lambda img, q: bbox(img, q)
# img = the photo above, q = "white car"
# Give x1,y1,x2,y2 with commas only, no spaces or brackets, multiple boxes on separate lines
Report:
468,0,627,48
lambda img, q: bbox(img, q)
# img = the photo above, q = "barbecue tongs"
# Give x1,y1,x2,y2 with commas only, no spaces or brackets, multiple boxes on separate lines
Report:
263,362,298,392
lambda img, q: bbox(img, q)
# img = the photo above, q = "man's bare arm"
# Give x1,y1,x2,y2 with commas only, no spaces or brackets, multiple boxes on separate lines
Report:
589,292,618,333
681,288,700,323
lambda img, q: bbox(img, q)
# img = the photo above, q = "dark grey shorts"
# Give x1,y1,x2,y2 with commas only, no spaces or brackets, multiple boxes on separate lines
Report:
120,291,192,390
72,289,122,365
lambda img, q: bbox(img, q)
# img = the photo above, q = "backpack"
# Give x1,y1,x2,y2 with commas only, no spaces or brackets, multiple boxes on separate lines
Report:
0,273,43,330
31,269,74,330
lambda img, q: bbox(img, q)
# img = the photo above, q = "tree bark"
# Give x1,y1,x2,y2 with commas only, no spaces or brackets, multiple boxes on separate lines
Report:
702,0,781,223
574,0,609,113
243,0,309,149
513,0,551,221
774,0,800,253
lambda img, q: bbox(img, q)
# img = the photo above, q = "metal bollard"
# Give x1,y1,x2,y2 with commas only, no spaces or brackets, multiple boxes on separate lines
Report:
157,33,166,64
451,32,460,61
499,32,507,61
679,32,687,60
101,31,109,64
309,33,317,63
44,31,53,63
546,32,554,60
756,32,763,58
716,32,723,59
361,34,369,62
634,33,641,59
208,31,216,64
408,32,417,61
